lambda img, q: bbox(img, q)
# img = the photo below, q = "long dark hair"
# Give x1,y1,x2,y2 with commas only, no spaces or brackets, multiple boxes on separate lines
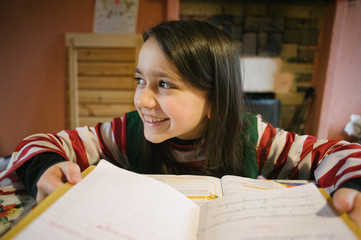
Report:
141,20,254,177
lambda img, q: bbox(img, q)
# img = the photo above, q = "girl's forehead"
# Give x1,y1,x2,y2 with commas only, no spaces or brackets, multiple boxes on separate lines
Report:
140,37,160,53
139,38,165,64
138,38,180,78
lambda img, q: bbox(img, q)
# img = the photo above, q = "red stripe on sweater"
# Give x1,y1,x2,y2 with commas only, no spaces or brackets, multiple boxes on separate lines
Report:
16,134,66,160
268,132,296,179
301,136,319,180
0,149,66,182
317,151,361,188
65,129,89,171
311,140,340,163
18,144,67,163
17,142,61,164
312,143,361,181
300,135,317,160
94,123,116,165
112,117,124,154
309,155,319,180
48,134,67,154
334,166,361,185
287,136,318,180
121,113,127,155
13,139,36,152
257,124,276,172
328,143,361,154
14,135,56,152
1,133,70,182
168,141,197,151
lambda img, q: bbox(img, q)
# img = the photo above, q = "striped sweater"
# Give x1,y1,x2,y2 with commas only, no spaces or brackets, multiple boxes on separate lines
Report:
2,111,361,194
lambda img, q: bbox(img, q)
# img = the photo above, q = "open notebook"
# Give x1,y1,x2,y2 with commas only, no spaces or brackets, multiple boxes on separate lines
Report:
4,160,361,240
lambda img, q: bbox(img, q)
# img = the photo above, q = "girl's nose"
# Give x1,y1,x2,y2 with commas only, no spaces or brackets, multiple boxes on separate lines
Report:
134,88,157,109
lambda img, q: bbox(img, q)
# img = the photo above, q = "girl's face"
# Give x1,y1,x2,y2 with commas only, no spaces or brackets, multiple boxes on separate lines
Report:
134,37,211,143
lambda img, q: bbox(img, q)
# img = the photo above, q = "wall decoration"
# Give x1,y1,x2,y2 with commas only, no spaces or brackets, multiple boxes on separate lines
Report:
94,0,139,33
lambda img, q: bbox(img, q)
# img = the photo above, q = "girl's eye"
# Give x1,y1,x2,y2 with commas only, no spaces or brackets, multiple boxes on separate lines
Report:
134,77,145,85
159,80,174,89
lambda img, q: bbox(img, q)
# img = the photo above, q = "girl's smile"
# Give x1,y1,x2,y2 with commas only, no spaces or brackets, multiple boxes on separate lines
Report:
142,114,169,126
134,37,211,143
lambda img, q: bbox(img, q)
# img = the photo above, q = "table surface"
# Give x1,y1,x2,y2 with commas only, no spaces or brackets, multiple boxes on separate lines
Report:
0,157,36,237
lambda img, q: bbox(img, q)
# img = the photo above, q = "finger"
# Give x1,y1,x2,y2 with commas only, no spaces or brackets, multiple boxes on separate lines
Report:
333,188,361,227
35,162,82,203
36,178,64,202
349,191,361,226
36,167,66,202
57,161,82,184
333,188,353,212
36,190,46,203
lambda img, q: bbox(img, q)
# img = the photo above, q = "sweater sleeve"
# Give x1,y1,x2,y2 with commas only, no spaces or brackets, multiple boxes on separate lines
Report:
255,116,361,193
0,114,130,183
15,152,66,198
338,178,361,192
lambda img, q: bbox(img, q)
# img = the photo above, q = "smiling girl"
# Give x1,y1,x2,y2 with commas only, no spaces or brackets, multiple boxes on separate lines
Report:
1,20,361,226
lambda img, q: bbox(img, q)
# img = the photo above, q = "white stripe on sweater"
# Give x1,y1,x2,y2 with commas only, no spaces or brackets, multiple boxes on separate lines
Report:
278,134,307,179
260,129,287,177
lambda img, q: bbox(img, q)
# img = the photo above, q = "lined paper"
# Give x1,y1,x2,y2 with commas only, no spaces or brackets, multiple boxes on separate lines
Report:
14,160,199,240
197,183,358,240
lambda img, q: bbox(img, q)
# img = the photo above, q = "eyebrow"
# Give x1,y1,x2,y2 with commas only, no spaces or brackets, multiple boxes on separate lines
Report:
135,68,141,74
134,67,168,78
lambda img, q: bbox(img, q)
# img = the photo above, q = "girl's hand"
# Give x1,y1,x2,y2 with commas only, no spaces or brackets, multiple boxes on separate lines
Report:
332,188,361,227
36,161,82,202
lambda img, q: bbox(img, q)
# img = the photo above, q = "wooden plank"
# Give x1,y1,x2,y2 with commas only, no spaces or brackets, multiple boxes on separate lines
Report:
67,40,79,128
66,33,142,128
77,48,135,62
78,62,135,76
79,104,136,116
79,116,116,127
78,77,136,89
78,90,134,104
65,34,143,48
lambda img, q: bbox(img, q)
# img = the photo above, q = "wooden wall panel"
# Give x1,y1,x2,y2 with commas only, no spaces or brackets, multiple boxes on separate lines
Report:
77,62,135,76
66,34,142,128
77,48,135,61
79,104,135,116
78,90,134,103
78,77,135,89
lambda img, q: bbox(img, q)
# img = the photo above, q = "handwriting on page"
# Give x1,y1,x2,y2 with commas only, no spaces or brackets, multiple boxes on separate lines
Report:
221,176,286,195
197,184,358,240
146,175,223,205
14,160,199,240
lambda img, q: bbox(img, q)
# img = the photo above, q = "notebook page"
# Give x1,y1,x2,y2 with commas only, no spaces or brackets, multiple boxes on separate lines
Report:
221,175,286,195
146,175,223,206
14,160,200,240
198,183,358,240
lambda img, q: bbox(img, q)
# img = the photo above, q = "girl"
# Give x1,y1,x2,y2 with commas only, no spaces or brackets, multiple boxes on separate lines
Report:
2,20,361,226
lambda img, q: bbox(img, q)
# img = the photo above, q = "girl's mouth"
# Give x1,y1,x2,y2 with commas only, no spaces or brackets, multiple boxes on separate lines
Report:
143,114,169,125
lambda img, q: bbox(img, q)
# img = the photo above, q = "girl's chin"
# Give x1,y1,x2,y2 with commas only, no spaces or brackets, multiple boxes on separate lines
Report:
144,133,168,144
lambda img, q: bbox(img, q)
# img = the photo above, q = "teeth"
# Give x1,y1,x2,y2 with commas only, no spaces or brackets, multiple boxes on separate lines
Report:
144,115,166,123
